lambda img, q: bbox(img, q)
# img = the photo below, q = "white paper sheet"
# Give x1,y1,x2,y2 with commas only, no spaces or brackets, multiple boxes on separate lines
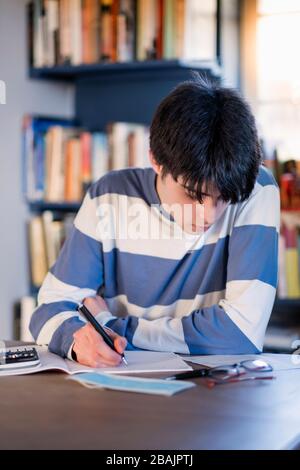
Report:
180,353,300,371
0,347,192,376
70,350,193,374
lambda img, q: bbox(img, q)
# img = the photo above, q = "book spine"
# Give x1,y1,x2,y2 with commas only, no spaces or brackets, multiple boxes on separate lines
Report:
163,0,175,59
27,1,34,68
20,297,36,342
100,0,115,61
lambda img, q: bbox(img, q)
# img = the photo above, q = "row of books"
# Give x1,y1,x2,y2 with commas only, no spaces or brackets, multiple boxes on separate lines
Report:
26,166,300,298
23,115,150,202
28,211,75,288
261,139,300,211
262,149,300,298
28,216,300,298
278,221,300,299
28,0,217,67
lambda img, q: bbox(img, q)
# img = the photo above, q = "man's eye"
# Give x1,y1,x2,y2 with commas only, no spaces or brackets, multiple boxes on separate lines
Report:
186,191,197,200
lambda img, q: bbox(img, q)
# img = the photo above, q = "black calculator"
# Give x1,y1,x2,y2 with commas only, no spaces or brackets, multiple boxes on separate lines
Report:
0,346,40,370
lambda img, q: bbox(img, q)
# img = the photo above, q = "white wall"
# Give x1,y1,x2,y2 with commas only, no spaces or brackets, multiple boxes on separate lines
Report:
0,0,74,339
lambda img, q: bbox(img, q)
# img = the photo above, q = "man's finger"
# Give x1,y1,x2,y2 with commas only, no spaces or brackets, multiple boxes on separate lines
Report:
86,326,124,362
104,327,127,352
87,324,127,360
114,336,127,354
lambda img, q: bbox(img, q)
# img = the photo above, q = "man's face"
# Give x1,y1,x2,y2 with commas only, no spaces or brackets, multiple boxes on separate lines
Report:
156,172,229,234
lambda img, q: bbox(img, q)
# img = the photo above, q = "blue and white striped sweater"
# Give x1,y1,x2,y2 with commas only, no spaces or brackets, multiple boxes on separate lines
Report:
30,165,280,358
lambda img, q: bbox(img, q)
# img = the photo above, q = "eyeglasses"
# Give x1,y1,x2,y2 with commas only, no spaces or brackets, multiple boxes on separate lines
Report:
201,359,274,388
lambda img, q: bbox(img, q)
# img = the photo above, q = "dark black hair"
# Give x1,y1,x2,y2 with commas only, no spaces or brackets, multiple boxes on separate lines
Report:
149,73,262,204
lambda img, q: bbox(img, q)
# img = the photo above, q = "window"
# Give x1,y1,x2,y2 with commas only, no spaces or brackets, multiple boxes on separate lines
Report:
257,0,300,160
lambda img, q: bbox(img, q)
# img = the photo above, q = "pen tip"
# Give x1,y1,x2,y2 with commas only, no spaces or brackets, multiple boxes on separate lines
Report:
122,356,128,366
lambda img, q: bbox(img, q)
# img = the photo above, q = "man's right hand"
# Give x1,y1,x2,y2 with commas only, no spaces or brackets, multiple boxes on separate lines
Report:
72,323,127,368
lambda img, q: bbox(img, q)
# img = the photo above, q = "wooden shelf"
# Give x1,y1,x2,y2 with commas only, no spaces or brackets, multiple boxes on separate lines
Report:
281,207,300,213
28,201,81,212
29,285,40,296
270,297,300,328
29,59,221,81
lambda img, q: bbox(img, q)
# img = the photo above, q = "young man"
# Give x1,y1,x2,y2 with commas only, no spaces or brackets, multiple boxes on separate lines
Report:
30,76,279,368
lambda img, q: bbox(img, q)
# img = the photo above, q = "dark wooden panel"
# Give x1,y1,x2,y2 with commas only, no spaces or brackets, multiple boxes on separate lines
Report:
1,342,300,450
75,66,219,130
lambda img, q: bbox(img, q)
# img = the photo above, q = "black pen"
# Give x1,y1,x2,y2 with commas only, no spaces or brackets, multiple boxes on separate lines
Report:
165,369,208,380
77,303,128,366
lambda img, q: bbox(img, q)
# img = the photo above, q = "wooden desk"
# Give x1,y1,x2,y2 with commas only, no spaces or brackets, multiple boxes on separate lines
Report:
1,344,300,449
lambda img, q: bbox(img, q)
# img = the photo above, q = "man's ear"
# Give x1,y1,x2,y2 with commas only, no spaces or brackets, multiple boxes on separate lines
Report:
149,150,163,175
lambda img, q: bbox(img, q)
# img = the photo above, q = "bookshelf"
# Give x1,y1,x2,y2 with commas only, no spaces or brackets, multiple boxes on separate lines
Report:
29,60,221,130
24,0,223,301
27,0,285,348
261,156,300,351
27,0,222,127
28,201,81,213
22,1,300,351
29,59,221,80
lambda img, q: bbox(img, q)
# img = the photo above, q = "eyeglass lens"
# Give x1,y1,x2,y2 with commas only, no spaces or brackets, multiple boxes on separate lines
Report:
209,360,273,381
241,359,273,372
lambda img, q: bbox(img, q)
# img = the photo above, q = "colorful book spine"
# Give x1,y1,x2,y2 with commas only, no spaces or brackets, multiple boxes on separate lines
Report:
280,225,300,298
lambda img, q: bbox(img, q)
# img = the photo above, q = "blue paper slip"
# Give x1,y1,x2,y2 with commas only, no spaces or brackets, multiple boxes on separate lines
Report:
68,372,196,396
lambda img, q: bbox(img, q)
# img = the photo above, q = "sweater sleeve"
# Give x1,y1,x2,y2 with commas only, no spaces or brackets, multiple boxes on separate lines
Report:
29,190,104,358
100,179,280,354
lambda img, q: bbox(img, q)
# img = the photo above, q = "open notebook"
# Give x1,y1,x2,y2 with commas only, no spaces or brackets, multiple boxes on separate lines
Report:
0,346,192,377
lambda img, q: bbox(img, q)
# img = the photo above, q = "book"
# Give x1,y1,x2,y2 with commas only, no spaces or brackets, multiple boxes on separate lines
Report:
117,0,136,62
59,0,72,64
280,224,300,298
278,233,287,298
100,0,116,61
0,347,193,377
137,0,158,60
20,297,36,342
70,0,83,65
28,216,48,288
80,132,93,192
92,132,109,181
45,0,59,66
42,210,56,268
64,137,83,202
285,249,300,298
45,126,65,202
82,0,100,63
163,0,176,59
